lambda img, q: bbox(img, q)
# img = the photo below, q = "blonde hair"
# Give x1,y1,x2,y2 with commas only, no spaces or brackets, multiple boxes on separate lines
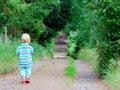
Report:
21,33,31,43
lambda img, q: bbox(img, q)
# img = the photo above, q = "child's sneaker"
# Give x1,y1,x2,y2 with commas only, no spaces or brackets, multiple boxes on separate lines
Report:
25,78,30,83
22,81,26,84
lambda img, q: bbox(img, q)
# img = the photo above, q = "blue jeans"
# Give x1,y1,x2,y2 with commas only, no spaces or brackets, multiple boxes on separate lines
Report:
19,67,31,77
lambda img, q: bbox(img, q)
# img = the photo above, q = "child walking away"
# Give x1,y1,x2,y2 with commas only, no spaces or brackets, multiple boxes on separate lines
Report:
16,33,34,84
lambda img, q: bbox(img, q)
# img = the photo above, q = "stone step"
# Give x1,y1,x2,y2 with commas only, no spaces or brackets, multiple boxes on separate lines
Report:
54,45,67,52
54,55,66,59
54,52,67,59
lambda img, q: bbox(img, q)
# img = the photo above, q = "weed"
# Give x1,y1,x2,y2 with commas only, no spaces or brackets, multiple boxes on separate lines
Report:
64,56,76,78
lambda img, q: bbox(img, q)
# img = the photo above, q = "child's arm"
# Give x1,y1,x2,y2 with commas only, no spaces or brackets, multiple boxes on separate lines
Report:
30,46,34,54
16,47,20,56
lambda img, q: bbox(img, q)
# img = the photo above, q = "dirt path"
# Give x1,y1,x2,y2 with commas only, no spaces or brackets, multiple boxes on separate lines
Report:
75,60,112,90
0,33,112,90
0,56,112,90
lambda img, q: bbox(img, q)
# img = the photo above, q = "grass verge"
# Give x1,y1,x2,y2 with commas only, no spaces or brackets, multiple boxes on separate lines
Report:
77,47,98,71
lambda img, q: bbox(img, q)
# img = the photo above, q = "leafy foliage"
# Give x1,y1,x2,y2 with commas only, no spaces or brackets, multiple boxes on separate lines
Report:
65,0,91,58
64,0,120,78
95,1,120,76
0,0,60,41
40,0,72,45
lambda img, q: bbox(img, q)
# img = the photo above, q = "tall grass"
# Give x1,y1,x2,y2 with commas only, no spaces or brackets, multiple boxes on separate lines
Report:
104,67,120,90
0,41,18,74
77,47,98,70
0,41,45,75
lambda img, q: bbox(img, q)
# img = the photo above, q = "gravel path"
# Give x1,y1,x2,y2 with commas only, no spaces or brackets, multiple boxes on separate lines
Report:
0,33,112,90
75,60,112,90
0,56,112,90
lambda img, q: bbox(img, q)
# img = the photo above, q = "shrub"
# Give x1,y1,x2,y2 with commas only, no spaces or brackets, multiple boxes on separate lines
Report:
64,66,76,77
64,56,76,78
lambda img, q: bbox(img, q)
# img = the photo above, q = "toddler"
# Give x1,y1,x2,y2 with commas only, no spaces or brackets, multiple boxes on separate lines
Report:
16,33,33,84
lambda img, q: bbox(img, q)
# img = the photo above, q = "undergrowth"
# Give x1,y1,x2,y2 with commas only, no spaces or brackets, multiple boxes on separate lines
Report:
77,47,98,70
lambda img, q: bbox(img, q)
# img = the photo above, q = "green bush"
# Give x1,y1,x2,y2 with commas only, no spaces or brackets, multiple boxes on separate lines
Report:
64,66,76,78
64,56,76,78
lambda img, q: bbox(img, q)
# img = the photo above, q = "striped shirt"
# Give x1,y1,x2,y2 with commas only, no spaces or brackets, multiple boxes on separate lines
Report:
16,43,33,67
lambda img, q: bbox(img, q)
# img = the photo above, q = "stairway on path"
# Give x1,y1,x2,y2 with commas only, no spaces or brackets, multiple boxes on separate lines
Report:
54,32,67,59
53,33,112,90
